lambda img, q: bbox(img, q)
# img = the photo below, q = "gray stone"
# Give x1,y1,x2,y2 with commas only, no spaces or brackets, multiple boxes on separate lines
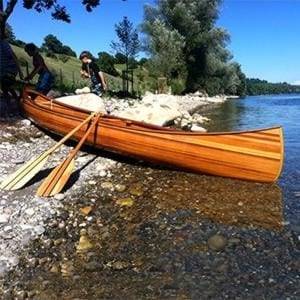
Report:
54,193,65,201
0,214,10,223
207,234,227,251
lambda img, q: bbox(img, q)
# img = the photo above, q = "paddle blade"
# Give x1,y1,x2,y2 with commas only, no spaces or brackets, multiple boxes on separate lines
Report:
0,153,49,191
36,158,75,197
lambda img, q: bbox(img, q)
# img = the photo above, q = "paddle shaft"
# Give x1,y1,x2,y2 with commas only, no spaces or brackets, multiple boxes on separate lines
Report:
37,114,100,196
45,112,96,156
0,112,96,191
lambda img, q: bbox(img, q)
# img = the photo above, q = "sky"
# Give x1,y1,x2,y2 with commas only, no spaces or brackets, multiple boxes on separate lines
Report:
7,0,300,84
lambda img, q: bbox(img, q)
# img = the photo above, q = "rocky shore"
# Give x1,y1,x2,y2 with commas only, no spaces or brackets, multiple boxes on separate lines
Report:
0,93,299,299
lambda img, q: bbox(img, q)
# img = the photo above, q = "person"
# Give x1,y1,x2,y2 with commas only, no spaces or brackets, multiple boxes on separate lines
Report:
24,43,54,95
0,36,24,118
79,51,107,96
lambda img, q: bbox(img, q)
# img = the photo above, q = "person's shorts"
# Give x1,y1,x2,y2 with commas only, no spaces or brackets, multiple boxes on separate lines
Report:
36,71,54,95
91,83,103,96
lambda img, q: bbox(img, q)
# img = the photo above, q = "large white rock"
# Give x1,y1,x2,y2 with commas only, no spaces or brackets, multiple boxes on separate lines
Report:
75,87,91,94
55,93,106,113
116,93,182,126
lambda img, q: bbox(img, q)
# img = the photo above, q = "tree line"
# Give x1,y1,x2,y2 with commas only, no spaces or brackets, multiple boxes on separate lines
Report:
2,0,299,96
246,79,300,96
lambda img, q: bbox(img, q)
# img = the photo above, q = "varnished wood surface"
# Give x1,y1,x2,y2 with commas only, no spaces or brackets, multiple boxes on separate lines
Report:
20,88,284,182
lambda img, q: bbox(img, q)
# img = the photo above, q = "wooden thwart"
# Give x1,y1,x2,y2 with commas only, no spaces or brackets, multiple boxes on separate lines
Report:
0,113,96,191
36,114,101,197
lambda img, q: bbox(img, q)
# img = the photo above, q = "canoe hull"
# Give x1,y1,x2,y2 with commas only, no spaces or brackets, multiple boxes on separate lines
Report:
20,89,284,183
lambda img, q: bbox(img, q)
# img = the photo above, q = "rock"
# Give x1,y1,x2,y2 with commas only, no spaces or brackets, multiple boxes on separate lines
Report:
115,184,126,192
129,184,144,196
60,261,75,277
54,193,65,201
107,260,130,270
89,180,97,185
50,263,60,274
101,181,113,190
190,125,207,132
84,261,102,272
76,235,94,252
25,208,35,216
57,93,105,113
34,225,45,235
19,119,31,127
99,170,107,177
12,158,25,165
0,214,10,223
116,197,134,207
75,87,91,94
80,206,93,216
14,290,27,300
207,234,227,251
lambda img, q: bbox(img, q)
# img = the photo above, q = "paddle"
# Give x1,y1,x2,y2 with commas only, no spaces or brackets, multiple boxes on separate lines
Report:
0,112,96,191
36,113,101,197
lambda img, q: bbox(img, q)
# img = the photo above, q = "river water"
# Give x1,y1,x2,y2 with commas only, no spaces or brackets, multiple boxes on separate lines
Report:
1,94,299,298
204,94,300,227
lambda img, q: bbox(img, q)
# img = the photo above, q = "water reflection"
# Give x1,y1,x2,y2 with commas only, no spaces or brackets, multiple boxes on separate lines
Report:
155,174,283,231
202,95,300,227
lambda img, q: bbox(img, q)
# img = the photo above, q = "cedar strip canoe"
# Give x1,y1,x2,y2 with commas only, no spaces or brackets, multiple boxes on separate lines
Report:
20,88,284,183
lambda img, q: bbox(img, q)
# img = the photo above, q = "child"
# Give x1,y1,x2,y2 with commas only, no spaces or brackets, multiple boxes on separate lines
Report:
79,51,107,96
0,37,24,118
24,43,54,95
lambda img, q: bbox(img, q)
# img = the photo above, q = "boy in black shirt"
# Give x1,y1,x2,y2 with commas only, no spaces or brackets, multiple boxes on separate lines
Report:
79,51,107,96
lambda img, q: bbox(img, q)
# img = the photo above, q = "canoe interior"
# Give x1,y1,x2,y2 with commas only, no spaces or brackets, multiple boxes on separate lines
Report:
20,88,284,183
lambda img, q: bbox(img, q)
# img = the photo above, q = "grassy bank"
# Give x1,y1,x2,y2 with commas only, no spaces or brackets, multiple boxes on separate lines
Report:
11,45,123,93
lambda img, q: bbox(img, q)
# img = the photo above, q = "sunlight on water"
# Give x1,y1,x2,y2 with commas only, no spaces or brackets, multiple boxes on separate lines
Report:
205,94,300,226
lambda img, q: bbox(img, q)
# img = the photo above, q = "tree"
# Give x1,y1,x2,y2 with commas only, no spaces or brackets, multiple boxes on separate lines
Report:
41,34,76,57
0,1,124,38
142,0,246,95
97,52,118,76
111,16,140,92
5,23,15,41
115,52,127,64
139,57,148,66
142,19,186,82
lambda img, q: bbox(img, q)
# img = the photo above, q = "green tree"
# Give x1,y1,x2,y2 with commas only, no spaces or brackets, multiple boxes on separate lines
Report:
97,52,118,76
5,23,15,41
111,16,140,92
142,0,247,95
139,57,148,66
115,52,127,64
142,19,186,83
41,34,76,57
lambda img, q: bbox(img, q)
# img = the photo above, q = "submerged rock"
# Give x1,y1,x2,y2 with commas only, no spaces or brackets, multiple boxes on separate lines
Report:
76,235,94,252
207,234,227,251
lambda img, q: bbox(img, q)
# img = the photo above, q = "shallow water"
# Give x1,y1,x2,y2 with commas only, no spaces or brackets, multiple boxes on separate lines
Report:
204,94,300,227
1,95,299,298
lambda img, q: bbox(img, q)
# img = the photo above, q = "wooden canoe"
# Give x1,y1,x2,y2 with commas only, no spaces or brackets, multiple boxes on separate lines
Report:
20,88,284,183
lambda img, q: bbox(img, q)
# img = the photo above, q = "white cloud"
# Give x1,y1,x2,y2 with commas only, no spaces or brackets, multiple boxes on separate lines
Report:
292,80,300,86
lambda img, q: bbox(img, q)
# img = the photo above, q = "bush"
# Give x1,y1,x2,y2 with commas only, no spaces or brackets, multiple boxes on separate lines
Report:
170,78,186,95
45,51,58,59
59,54,70,63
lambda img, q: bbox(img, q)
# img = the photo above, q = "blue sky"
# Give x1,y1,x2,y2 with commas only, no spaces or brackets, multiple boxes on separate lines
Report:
7,0,300,84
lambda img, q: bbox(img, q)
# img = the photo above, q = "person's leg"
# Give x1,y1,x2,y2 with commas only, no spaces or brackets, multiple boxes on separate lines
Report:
0,75,14,118
2,74,19,116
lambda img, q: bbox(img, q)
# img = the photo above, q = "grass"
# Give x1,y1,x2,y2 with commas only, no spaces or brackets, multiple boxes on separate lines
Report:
11,45,123,93
11,45,158,96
